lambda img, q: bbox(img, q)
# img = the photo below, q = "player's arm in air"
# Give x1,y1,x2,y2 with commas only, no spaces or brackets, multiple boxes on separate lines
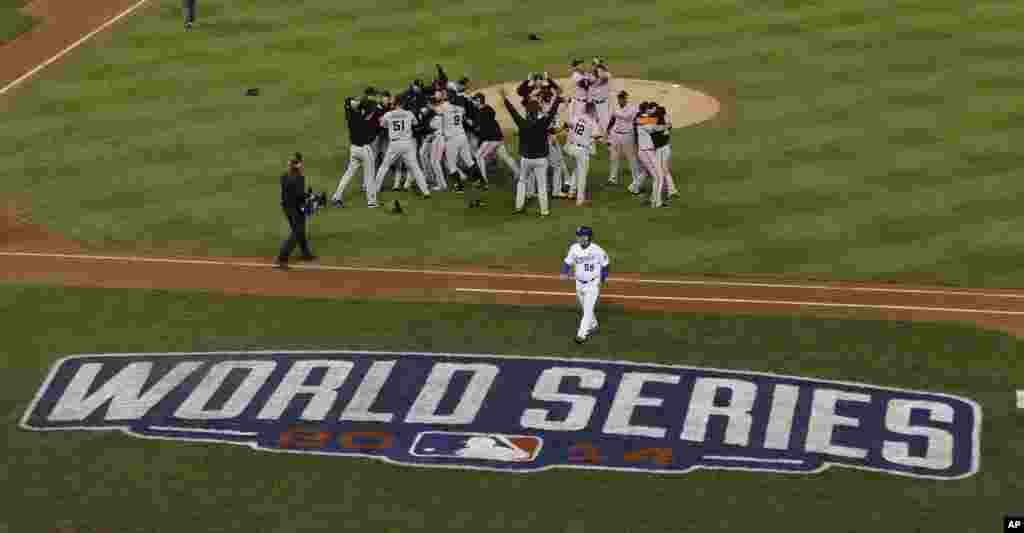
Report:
500,89,526,129
436,64,448,85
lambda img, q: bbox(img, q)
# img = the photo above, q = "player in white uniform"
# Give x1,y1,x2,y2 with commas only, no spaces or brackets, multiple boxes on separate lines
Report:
569,59,593,122
370,102,431,205
635,103,671,208
653,105,679,198
606,90,644,188
561,226,609,344
589,58,612,134
541,93,570,198
563,102,602,206
440,93,485,193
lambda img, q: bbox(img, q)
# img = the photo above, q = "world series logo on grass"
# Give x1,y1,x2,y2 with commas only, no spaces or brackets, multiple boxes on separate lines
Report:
21,351,980,479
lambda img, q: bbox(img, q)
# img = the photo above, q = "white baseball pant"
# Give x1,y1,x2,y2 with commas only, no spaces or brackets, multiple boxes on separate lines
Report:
576,279,600,339
445,135,476,177
592,98,611,133
429,134,448,189
564,143,592,206
547,137,567,194
516,157,549,214
656,144,678,195
609,133,642,187
476,141,519,182
334,144,376,203
372,140,430,203
637,148,665,207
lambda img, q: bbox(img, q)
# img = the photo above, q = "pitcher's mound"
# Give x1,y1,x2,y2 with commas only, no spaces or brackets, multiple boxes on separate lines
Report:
475,78,720,131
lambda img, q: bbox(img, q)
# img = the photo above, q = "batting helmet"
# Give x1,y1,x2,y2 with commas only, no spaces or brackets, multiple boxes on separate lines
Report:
576,226,594,238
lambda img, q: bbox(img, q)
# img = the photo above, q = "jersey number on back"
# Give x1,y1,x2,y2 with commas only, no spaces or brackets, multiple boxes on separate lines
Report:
392,122,404,132
453,115,462,126
575,122,586,135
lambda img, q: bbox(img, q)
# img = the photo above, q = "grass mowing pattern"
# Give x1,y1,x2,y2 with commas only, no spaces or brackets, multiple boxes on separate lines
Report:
2,282,1021,532
2,1,1024,286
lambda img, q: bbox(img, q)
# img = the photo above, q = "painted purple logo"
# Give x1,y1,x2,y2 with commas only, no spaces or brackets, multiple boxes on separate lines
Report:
21,351,980,479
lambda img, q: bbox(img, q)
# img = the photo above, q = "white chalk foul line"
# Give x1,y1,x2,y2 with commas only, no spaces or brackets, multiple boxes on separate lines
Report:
0,0,151,97
3,251,1024,300
453,288,1024,317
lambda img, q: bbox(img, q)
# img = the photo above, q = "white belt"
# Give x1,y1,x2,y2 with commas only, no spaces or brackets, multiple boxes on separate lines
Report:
576,278,597,284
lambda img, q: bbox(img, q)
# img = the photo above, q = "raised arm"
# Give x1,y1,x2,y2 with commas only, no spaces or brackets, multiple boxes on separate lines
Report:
500,89,525,128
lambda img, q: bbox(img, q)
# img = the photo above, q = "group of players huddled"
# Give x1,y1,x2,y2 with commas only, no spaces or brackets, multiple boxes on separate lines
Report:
329,58,679,213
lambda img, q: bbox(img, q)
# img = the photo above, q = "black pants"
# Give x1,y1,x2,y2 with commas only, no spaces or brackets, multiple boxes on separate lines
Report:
183,0,196,23
278,208,312,261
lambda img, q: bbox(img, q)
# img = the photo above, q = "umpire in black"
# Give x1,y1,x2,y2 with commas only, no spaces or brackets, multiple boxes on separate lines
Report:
275,153,316,269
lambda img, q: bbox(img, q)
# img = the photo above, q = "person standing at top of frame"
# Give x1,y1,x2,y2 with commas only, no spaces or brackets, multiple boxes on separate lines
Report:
183,0,196,30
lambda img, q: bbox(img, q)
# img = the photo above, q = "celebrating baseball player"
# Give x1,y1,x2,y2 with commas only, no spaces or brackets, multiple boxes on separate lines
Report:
560,226,610,344
569,59,593,120
564,101,603,206
371,100,432,205
651,105,679,198
471,93,520,185
540,89,570,199
635,102,671,207
589,58,612,133
439,89,486,200
332,94,378,208
606,90,643,188
500,87,562,216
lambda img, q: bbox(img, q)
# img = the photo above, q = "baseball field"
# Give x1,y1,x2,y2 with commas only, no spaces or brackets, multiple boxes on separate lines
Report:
2,1,1023,532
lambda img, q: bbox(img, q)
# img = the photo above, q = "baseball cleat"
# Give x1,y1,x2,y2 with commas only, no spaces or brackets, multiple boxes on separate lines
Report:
185,22,193,31
513,208,525,214
669,191,680,198
367,203,378,208
273,261,290,270
540,212,551,217
606,178,618,185
332,199,344,208
574,336,586,344
300,255,318,262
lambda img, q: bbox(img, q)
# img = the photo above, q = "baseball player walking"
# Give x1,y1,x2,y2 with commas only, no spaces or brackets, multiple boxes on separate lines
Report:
560,226,609,344
371,100,432,201
606,90,643,188
564,102,602,206
471,93,520,185
332,96,378,208
500,87,562,216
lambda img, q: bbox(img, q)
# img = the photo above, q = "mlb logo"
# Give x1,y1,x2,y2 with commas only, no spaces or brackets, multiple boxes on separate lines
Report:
410,432,542,462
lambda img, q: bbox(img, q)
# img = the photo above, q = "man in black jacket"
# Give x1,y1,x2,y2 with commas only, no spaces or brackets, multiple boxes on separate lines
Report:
276,153,316,269
332,95,379,207
500,87,562,217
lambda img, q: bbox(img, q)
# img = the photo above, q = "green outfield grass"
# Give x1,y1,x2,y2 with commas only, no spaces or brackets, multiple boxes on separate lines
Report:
2,282,1021,532
3,0,1024,285
0,0,37,44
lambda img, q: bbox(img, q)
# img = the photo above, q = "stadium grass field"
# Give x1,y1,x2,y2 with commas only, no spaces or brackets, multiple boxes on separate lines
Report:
2,0,1023,285
0,0,37,44
2,282,1021,533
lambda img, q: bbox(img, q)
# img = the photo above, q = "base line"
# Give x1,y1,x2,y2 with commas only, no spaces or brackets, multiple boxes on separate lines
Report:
453,288,1024,317
3,251,1024,300
0,0,152,97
